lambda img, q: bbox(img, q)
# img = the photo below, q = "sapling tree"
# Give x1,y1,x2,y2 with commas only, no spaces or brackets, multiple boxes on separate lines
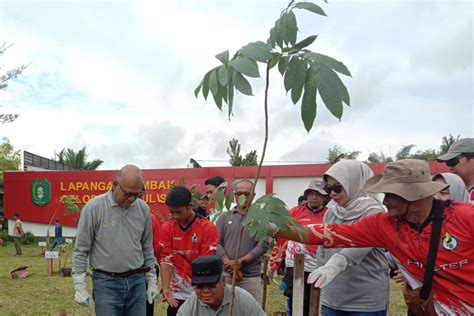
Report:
195,1,351,314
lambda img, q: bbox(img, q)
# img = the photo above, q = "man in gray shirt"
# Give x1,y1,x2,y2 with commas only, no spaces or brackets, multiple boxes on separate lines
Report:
178,256,266,316
72,164,158,315
216,179,270,302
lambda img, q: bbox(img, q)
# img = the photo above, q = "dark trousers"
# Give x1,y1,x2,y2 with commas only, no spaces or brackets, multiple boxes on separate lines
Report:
167,300,185,316
283,267,311,316
14,237,22,255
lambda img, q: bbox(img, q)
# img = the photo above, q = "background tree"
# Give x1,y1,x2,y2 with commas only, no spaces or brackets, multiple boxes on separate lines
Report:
439,134,460,155
0,137,21,186
0,42,29,124
395,144,416,160
326,145,360,164
55,146,103,170
226,138,258,166
367,152,393,163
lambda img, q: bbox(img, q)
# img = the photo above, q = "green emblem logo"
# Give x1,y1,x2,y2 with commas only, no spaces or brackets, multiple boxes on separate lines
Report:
31,178,51,206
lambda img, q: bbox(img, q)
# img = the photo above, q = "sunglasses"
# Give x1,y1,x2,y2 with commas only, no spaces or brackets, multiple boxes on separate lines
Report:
445,155,463,168
117,182,144,199
324,184,344,194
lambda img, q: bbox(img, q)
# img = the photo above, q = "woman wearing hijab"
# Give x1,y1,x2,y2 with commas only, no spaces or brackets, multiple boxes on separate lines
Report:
308,160,389,316
432,173,469,202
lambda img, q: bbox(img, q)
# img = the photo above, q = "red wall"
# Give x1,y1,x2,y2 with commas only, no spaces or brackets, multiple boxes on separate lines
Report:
3,162,449,227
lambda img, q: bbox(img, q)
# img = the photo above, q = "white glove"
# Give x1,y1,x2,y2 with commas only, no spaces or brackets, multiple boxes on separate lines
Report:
307,253,347,288
146,271,158,304
72,273,94,308
266,223,280,238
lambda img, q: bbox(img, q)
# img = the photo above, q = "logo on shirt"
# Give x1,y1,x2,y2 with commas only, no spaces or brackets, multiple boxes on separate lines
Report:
442,232,458,252
192,233,198,243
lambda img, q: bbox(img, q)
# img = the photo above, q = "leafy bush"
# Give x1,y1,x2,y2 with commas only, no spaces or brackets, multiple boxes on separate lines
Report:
23,231,37,245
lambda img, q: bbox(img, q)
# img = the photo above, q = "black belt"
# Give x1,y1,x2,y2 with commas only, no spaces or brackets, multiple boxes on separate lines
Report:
94,266,151,278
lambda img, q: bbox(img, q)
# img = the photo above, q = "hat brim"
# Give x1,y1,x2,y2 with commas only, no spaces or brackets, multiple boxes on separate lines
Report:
191,274,221,285
437,152,461,161
304,188,328,196
366,178,448,202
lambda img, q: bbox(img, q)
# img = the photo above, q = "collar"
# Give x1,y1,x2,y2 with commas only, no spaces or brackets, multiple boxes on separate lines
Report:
305,203,325,214
179,213,198,231
106,190,120,208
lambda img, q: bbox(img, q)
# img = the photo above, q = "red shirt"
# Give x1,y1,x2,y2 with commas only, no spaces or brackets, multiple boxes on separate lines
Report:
159,215,219,299
269,204,326,272
307,201,474,314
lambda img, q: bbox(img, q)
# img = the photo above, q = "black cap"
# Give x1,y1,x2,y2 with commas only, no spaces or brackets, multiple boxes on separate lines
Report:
191,255,223,285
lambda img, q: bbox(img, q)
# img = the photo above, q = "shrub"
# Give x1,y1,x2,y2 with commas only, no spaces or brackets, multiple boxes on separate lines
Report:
23,231,37,245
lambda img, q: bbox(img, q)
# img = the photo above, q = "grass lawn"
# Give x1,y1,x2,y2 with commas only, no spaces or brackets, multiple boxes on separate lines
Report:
0,244,407,315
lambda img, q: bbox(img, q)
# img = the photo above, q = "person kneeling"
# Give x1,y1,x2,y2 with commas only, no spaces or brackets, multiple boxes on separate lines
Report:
178,256,266,315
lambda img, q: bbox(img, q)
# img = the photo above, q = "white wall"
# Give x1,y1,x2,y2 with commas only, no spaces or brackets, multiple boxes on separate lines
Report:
273,176,323,209
8,220,77,238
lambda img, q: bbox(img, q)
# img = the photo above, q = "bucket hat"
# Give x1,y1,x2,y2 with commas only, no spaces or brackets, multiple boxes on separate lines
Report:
191,255,223,285
304,180,328,196
366,159,448,201
437,138,474,161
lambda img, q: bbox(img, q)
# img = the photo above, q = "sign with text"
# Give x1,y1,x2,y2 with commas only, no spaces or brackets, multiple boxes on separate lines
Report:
45,251,59,259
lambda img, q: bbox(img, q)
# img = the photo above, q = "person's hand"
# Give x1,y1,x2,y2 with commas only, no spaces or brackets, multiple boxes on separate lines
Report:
72,273,94,308
145,272,158,304
162,288,179,308
223,256,233,273
307,253,347,288
235,269,243,282
266,223,279,238
393,270,406,284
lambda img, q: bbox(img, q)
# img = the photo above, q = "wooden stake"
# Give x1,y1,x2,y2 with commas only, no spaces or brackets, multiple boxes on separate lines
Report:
309,286,320,316
261,255,270,311
292,253,305,316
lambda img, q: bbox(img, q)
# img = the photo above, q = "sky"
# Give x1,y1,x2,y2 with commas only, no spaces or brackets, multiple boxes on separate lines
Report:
0,0,472,170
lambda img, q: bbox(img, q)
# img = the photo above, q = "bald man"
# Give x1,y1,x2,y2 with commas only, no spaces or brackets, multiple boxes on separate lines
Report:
72,165,158,315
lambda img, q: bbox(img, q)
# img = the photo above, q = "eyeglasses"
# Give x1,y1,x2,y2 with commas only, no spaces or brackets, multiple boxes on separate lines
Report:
445,155,463,168
117,182,144,199
324,184,344,194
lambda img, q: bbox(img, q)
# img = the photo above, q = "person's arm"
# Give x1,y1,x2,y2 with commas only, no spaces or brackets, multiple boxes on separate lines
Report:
200,222,219,256
72,204,95,275
241,237,270,264
215,212,232,269
275,212,388,248
269,238,289,272
160,263,179,308
141,206,155,272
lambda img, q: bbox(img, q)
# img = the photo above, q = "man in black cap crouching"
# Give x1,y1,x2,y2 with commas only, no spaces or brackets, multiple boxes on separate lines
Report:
177,255,266,315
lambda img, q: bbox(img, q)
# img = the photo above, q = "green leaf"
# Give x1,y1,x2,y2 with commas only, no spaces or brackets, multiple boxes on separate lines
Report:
233,71,253,96
239,41,273,63
284,57,302,92
194,81,202,98
202,69,213,101
291,60,308,104
293,35,318,50
242,195,301,243
225,191,234,212
218,65,229,86
274,15,285,48
304,52,352,77
301,65,318,132
269,52,281,69
237,195,246,208
285,11,298,45
293,2,327,16
227,76,234,118
278,55,290,76
209,69,218,96
314,63,349,119
229,55,260,78
216,50,229,63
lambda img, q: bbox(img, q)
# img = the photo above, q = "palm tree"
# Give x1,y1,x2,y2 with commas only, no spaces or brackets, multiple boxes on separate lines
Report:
439,134,460,155
55,147,103,170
